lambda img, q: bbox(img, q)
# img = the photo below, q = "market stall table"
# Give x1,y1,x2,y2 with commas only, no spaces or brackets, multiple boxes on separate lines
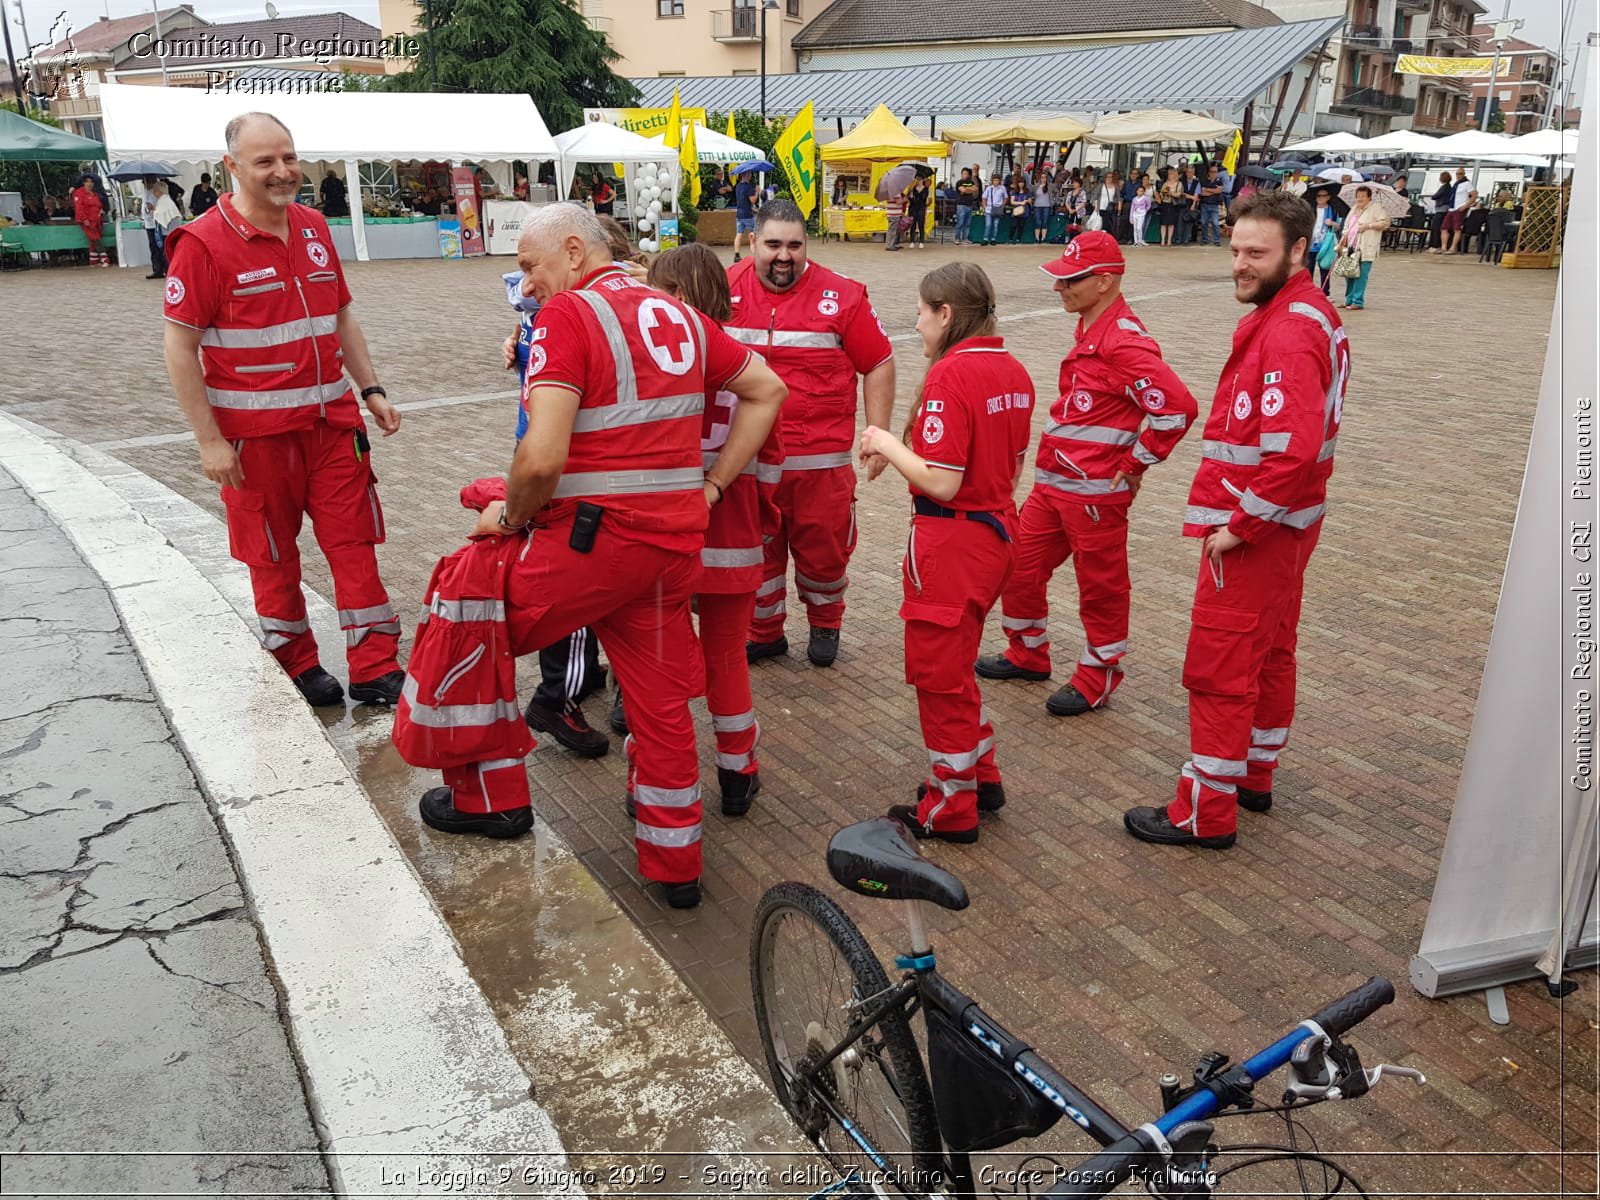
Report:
2,222,89,267
326,215,441,261
822,207,888,241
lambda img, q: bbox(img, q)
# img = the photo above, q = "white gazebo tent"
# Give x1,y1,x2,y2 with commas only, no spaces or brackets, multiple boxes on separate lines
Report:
97,82,558,264
1281,131,1372,154
1506,127,1578,158
1353,128,1439,155
552,122,676,203
1086,109,1237,144
646,123,762,163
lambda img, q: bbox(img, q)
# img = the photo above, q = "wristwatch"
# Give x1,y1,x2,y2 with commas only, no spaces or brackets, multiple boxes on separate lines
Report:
360,385,387,400
496,505,524,532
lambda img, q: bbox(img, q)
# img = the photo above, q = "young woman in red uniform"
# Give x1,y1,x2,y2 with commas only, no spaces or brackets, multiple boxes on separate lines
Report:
645,245,784,815
859,263,1035,843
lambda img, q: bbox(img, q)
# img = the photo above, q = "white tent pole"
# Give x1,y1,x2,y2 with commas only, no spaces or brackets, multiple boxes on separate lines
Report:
344,158,369,263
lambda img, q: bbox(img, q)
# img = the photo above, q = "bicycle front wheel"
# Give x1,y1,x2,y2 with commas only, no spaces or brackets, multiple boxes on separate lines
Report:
750,881,943,1196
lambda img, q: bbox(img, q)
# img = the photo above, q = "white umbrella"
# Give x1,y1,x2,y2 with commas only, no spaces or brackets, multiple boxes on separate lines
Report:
1283,132,1370,153
1317,165,1364,183
1424,129,1521,160
1505,127,1578,158
1338,180,1410,219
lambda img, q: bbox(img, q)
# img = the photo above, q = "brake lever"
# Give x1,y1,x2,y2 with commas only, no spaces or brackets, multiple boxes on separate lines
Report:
1363,1063,1427,1089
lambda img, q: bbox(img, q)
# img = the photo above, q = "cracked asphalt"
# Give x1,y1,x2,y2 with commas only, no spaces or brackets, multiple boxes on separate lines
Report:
0,466,331,1197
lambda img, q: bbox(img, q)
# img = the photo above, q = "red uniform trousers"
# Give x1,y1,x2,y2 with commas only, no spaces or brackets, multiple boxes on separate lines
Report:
696,591,760,776
998,487,1130,706
904,516,1015,834
750,463,856,641
441,516,706,885
220,420,400,682
1167,523,1322,838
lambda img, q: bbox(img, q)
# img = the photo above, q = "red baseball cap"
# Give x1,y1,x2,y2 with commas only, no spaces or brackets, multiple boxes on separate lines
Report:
1040,231,1126,282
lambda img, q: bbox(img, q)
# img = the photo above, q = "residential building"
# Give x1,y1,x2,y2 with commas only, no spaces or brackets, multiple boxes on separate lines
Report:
1467,28,1556,134
379,0,826,78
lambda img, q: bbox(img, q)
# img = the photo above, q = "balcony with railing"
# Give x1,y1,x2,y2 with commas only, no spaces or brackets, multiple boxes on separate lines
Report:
1334,86,1417,114
711,6,761,41
584,14,613,35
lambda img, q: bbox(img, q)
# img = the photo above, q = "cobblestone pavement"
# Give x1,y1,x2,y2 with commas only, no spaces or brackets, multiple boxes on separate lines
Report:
4,242,1594,1197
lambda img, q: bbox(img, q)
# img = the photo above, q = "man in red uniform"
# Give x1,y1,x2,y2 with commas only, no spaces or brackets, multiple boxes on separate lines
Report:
163,112,404,708
407,204,785,910
1124,190,1347,850
727,199,896,668
977,232,1196,716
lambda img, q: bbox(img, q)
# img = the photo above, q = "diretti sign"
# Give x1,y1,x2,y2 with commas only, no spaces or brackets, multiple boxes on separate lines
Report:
584,107,710,137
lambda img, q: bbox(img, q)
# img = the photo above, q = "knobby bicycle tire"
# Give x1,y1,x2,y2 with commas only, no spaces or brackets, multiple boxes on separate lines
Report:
750,881,945,1197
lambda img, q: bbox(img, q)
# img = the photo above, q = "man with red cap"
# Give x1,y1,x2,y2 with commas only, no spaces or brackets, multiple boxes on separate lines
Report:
977,231,1196,716
1124,190,1347,850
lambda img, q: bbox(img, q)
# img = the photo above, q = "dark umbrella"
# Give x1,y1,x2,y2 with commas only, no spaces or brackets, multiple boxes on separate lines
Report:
1240,165,1274,181
1361,163,1397,180
732,160,776,175
899,161,936,178
1268,158,1311,174
107,160,178,181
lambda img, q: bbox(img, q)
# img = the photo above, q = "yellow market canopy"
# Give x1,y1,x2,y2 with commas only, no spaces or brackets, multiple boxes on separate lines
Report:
820,103,948,162
1087,108,1237,145
942,112,1092,144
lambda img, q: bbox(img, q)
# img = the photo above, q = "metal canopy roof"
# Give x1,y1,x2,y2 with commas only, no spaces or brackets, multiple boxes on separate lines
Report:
631,16,1343,122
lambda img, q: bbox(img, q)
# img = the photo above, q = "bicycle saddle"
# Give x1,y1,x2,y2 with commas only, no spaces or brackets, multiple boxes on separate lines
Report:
826,818,970,911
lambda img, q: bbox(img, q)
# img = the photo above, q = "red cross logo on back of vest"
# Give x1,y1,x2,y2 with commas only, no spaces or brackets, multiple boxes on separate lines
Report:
637,298,696,377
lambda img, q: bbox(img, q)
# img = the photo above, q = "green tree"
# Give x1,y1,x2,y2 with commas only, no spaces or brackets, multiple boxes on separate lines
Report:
1486,109,1506,133
385,0,638,132
0,101,83,200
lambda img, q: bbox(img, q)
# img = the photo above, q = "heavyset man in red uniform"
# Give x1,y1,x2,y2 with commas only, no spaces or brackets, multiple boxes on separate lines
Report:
1124,190,1347,850
163,112,404,708
726,199,896,668
977,232,1196,717
399,205,785,910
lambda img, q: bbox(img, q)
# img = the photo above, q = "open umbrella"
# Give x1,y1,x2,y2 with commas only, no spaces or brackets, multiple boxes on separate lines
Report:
900,161,936,178
1269,158,1311,174
1317,165,1364,184
108,160,177,181
1361,163,1397,180
732,160,776,175
874,164,918,201
1338,180,1410,220
1239,165,1274,181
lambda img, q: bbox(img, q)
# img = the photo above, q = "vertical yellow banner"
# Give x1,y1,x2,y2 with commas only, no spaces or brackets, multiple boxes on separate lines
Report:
774,101,817,220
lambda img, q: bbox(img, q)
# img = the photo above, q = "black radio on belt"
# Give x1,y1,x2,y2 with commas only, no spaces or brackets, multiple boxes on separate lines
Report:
570,501,604,553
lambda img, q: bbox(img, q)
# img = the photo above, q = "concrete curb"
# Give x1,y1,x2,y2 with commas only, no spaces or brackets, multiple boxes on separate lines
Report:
0,413,579,1198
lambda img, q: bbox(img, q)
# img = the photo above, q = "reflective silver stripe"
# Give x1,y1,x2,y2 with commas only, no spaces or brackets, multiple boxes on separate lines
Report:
784,452,853,471
1146,412,1188,431
552,467,705,499
230,281,287,296
1115,318,1149,337
702,545,763,568
347,620,401,647
755,576,786,597
1181,761,1237,795
1086,639,1129,660
1132,444,1161,466
716,751,754,770
428,596,506,622
928,743,985,773
1035,468,1126,496
1203,441,1262,466
260,616,310,636
1287,301,1342,428
206,380,351,410
1252,726,1290,746
799,589,844,607
634,821,703,848
1020,634,1048,648
202,313,337,349
400,675,520,729
1317,435,1338,462
634,783,700,809
570,289,638,407
701,451,758,475
712,709,757,733
725,327,843,349
1185,505,1234,526
1247,747,1280,763
1048,423,1138,446
478,756,525,772
1239,488,1289,523
1260,432,1292,454
755,461,783,484
435,645,485,700
794,570,847,591
1002,615,1042,631
1192,753,1248,778
753,599,786,619
234,362,297,374
339,603,398,628
262,632,295,650
931,775,979,796
1283,503,1325,529
573,391,704,434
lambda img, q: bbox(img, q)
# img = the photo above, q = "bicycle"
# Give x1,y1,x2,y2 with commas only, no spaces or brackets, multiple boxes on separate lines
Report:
750,817,1427,1199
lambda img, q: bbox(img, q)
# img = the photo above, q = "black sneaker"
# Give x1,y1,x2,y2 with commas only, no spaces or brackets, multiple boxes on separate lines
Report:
975,653,1050,682
916,781,1005,813
418,787,532,839
609,690,629,736
1045,683,1096,717
349,669,405,706
291,666,344,708
663,879,702,909
718,767,761,817
747,636,789,664
524,697,609,758
807,626,840,668
1237,787,1273,813
1122,806,1235,850
886,803,979,844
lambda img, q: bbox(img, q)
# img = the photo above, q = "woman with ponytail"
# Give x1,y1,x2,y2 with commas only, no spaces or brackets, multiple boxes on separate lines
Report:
858,263,1035,843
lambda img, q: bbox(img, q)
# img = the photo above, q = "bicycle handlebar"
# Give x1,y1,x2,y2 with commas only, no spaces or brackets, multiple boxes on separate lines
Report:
1043,977,1395,1198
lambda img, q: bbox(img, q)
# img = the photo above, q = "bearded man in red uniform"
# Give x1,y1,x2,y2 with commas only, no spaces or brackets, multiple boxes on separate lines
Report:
1125,190,1347,850
163,112,404,709
727,199,896,668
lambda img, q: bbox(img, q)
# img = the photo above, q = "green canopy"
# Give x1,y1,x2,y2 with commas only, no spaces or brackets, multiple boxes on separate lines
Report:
0,108,106,162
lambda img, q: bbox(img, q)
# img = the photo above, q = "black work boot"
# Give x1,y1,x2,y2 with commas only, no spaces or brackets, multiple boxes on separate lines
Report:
807,626,840,668
975,653,1050,682
1045,683,1096,717
663,879,702,909
418,787,533,839
747,636,789,664
292,666,344,708
1237,787,1273,813
718,767,761,817
1122,806,1235,850
886,804,979,845
916,781,1005,813
609,688,629,736
349,669,405,706
524,697,609,758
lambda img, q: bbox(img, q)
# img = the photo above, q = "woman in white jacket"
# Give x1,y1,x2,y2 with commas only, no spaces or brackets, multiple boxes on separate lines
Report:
1337,185,1390,311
